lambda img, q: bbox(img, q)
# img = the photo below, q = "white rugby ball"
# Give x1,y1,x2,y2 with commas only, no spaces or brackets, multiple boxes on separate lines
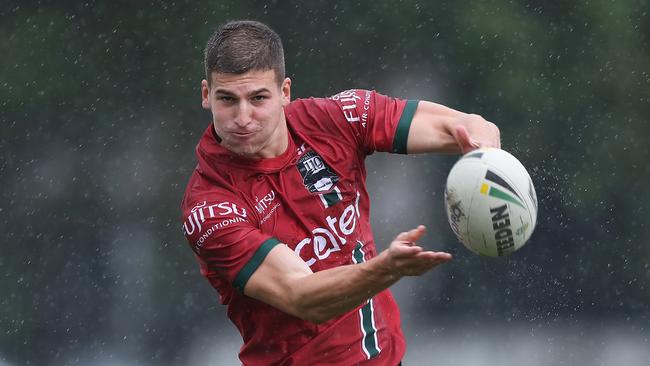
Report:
444,148,537,257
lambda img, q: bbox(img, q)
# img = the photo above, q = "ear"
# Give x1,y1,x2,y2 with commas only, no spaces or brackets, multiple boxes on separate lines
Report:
201,79,210,110
281,77,292,106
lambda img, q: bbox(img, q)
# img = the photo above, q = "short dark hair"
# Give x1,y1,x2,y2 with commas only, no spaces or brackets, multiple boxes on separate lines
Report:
204,20,285,86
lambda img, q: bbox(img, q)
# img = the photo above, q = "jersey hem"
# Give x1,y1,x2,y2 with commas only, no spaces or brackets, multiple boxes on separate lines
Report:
391,100,419,154
233,237,281,292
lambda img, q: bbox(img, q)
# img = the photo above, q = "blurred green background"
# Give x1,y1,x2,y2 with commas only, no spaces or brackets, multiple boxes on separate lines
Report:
1,1,649,365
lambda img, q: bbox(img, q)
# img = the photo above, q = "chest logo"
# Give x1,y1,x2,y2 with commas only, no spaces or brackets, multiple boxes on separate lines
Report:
296,150,339,193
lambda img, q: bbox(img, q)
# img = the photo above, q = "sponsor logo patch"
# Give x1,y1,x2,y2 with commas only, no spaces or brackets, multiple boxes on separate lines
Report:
296,150,340,193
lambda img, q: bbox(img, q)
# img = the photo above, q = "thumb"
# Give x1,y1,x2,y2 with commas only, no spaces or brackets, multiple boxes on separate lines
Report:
394,225,426,243
453,125,479,154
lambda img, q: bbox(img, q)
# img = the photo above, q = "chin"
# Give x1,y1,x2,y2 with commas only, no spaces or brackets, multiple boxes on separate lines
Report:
227,144,260,159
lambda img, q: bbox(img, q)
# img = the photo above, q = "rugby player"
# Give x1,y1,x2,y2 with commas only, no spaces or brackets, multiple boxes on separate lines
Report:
181,20,500,365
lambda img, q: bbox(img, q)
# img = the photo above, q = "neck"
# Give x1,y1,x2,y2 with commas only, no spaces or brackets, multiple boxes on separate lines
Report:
258,119,289,159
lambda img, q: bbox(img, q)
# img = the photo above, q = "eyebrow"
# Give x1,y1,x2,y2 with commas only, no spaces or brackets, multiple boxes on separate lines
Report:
214,88,272,96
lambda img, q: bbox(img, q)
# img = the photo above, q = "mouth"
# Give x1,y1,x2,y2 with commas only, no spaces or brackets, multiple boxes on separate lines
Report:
231,131,256,139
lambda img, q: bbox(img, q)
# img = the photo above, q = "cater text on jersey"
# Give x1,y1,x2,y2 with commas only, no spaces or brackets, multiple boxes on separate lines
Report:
295,191,362,266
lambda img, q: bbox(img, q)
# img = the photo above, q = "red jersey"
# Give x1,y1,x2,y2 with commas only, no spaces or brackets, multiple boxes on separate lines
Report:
181,89,419,365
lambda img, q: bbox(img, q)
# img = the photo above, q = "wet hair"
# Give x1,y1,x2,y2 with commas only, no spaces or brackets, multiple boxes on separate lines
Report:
204,20,285,86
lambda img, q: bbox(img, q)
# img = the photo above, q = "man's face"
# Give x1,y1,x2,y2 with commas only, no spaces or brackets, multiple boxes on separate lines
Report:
201,69,291,159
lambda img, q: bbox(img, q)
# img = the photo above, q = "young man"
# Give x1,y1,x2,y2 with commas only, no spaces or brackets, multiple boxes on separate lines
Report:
181,20,500,365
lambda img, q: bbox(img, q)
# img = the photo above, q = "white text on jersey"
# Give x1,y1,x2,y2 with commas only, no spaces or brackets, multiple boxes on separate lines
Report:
183,201,248,237
295,191,361,266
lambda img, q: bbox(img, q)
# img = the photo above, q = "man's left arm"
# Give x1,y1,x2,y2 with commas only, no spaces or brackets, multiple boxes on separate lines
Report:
405,101,501,154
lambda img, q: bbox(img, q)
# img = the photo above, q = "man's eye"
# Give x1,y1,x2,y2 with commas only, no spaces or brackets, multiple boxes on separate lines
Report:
219,96,234,102
252,95,266,102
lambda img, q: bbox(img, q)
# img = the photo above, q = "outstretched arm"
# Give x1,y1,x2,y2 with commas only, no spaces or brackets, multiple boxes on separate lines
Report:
244,226,451,323
406,101,501,154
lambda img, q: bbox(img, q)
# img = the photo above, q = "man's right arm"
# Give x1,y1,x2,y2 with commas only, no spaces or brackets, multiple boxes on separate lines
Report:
405,101,500,154
243,226,452,324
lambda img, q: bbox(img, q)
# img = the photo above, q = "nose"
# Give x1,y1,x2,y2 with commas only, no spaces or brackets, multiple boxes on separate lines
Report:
234,100,253,128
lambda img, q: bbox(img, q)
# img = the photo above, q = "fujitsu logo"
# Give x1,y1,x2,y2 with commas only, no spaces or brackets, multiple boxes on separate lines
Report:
255,190,276,214
329,89,361,123
182,201,247,236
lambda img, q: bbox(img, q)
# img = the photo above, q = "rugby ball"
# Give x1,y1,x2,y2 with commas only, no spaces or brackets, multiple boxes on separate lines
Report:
444,148,537,257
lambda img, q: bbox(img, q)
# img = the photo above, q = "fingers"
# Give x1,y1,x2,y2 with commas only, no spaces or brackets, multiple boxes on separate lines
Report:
490,121,501,149
390,234,452,258
453,125,479,154
390,244,424,259
416,251,453,262
392,250,453,276
390,225,453,275
455,120,502,152
394,225,426,243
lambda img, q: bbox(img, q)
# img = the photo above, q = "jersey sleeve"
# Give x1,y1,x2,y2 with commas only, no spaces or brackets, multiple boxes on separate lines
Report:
181,197,280,292
326,89,419,154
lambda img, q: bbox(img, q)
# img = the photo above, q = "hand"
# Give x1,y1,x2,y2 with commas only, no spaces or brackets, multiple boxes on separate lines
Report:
385,225,452,276
452,114,501,154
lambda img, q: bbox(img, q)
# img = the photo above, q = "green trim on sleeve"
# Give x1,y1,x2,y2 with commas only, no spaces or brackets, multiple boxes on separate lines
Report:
391,100,420,154
233,237,281,293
